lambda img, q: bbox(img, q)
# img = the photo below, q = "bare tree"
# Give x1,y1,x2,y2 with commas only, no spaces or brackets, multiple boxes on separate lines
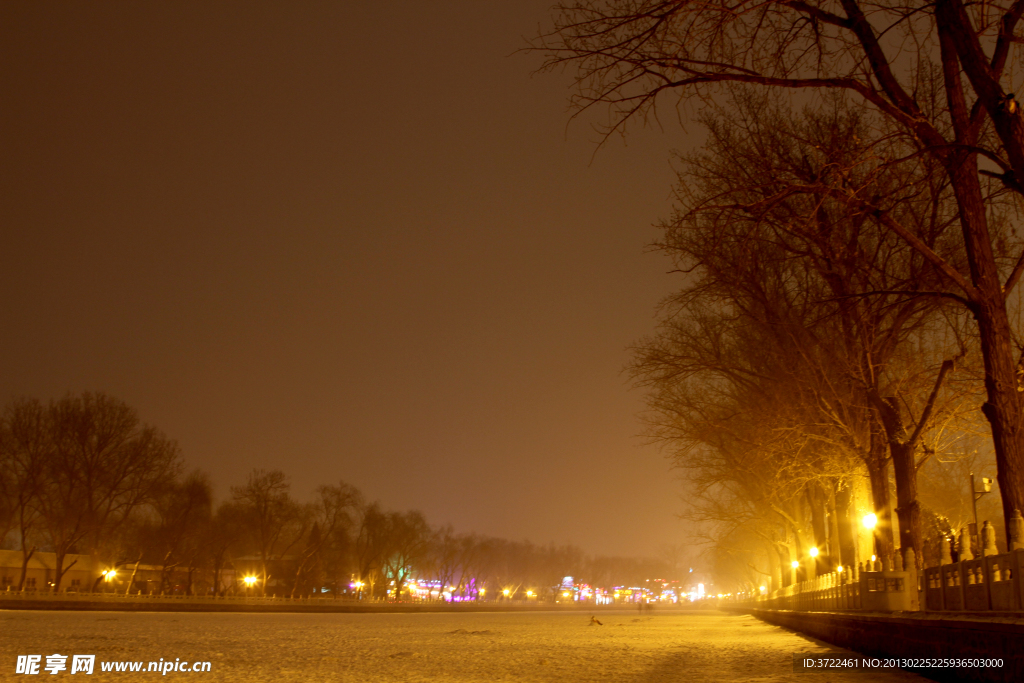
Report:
205,501,247,597
231,468,303,596
37,393,180,592
0,398,47,590
380,510,431,601
291,481,361,597
353,502,389,599
146,471,213,594
429,524,461,601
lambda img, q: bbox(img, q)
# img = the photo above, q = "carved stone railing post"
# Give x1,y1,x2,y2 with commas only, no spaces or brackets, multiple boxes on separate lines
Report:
941,535,953,565
983,521,998,556
1009,509,1024,551
958,527,974,561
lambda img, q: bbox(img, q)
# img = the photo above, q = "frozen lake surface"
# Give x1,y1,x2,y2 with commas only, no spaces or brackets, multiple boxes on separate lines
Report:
1,608,925,682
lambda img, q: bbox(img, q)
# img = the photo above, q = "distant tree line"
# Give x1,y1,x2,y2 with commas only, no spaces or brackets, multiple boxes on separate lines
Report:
0,393,685,597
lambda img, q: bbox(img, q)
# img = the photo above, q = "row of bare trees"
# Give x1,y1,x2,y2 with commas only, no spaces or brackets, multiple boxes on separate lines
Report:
537,0,1024,590
632,94,1000,588
0,393,686,597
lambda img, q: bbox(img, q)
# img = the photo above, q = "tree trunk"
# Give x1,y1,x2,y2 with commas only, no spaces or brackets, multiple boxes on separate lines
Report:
159,551,174,594
866,432,894,561
51,554,76,594
891,440,923,562
17,546,35,591
807,486,828,576
834,481,855,570
976,297,1024,538
211,554,222,597
126,554,143,595
945,151,1024,540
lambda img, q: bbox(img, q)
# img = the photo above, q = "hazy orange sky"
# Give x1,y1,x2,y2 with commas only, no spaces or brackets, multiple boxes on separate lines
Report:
1,1,697,557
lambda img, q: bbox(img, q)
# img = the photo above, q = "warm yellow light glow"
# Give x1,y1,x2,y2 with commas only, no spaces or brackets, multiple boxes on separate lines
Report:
871,554,877,562
837,565,844,573
243,576,258,587
862,513,877,530
791,560,799,569
355,581,364,589
809,547,819,558
759,585,766,592
526,590,534,597
562,591,570,598
502,589,510,596
478,589,485,595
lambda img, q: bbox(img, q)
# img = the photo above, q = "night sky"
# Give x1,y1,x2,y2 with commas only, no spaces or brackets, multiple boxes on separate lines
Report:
1,1,694,557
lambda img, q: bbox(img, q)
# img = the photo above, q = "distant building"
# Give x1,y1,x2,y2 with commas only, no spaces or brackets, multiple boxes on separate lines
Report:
0,549,98,592
0,550,236,595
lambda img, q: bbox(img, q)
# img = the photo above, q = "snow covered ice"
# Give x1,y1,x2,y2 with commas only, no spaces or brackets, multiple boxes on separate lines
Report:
1,609,927,682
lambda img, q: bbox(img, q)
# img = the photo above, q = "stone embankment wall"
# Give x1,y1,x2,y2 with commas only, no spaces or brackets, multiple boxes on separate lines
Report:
748,609,1024,683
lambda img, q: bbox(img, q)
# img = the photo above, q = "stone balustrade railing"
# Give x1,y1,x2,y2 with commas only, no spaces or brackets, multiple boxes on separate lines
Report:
748,510,1024,613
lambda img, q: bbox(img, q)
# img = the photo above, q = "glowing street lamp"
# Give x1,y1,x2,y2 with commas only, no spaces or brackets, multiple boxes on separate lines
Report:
243,576,258,588
502,588,510,597
809,547,819,558
862,513,877,530
790,560,799,569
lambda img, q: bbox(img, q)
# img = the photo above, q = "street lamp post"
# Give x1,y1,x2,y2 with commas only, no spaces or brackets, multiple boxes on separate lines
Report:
970,472,992,553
